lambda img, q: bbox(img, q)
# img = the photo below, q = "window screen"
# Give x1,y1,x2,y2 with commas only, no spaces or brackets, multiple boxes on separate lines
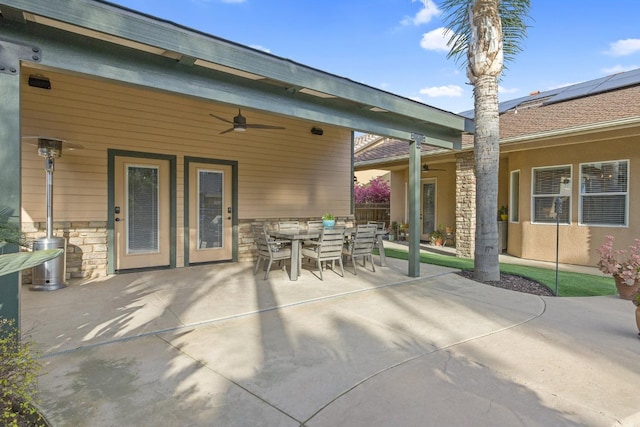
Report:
580,160,628,226
532,166,571,224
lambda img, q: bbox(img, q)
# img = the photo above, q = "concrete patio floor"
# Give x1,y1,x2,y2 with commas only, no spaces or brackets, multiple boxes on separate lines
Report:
21,253,640,426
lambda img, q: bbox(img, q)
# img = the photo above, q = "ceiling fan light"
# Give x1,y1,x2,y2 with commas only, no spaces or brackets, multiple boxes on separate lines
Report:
233,125,246,132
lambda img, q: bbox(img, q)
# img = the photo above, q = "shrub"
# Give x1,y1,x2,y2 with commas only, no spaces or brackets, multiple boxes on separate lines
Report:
0,319,46,427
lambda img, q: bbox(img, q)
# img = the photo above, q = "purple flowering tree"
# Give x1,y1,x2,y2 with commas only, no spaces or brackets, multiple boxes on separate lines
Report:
354,176,390,204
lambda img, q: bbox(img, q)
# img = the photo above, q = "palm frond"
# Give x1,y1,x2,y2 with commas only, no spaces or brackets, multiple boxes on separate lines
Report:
0,249,63,277
440,0,532,69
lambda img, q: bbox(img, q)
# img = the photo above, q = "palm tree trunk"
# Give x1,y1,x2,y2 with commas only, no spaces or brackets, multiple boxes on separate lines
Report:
473,74,500,282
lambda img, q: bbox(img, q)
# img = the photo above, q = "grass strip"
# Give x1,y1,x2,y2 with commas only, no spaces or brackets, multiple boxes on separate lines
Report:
382,248,616,297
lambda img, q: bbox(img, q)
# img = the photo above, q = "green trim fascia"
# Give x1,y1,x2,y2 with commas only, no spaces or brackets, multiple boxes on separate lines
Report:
184,157,239,265
0,14,465,148
2,0,470,133
106,149,176,274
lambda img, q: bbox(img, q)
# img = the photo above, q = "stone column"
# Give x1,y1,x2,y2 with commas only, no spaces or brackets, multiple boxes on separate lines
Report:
456,152,476,259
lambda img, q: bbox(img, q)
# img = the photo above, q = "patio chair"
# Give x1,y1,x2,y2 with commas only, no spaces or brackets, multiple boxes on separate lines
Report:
301,226,346,280
252,224,292,280
367,221,386,231
367,220,386,249
343,223,377,275
306,220,324,231
278,221,300,232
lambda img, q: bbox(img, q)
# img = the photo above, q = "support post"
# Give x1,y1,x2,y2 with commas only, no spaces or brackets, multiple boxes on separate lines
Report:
0,37,41,327
408,133,424,277
0,71,22,326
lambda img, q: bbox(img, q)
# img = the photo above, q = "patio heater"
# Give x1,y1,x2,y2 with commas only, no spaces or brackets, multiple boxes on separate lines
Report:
28,137,81,291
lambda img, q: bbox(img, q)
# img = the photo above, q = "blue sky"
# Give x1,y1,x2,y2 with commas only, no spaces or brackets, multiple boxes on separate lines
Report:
108,0,640,114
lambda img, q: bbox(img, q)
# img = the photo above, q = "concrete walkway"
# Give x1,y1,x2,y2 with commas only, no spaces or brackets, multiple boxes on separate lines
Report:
22,255,639,426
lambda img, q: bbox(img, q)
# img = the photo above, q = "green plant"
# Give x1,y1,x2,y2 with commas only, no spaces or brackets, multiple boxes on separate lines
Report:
321,213,335,221
0,319,46,427
499,205,508,216
429,224,445,241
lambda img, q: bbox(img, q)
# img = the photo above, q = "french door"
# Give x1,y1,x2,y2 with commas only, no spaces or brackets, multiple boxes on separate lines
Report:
421,180,436,240
188,162,233,263
113,156,171,270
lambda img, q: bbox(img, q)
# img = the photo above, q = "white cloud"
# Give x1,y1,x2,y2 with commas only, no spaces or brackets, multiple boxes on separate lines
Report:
419,85,463,97
498,86,519,95
606,39,640,56
420,27,453,52
250,45,271,53
401,0,440,26
602,64,638,74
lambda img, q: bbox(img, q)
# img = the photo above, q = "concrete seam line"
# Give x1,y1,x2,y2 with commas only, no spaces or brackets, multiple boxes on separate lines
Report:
37,274,446,359
156,334,304,426
302,296,548,425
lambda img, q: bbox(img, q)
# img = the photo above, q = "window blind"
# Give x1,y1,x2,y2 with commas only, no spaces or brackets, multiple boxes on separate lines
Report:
580,160,628,226
532,166,571,224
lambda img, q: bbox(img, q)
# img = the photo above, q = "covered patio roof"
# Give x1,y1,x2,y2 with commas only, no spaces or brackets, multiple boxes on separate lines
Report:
0,0,473,148
0,0,475,325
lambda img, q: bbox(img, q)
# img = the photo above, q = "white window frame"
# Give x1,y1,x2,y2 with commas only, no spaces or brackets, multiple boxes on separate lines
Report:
531,165,572,225
509,170,520,223
578,159,629,227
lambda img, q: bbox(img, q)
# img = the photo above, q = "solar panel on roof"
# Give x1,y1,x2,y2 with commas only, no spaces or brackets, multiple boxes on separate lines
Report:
471,68,640,116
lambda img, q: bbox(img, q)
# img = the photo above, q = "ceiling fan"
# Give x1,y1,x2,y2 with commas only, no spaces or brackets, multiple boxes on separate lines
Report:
209,109,286,134
422,164,446,172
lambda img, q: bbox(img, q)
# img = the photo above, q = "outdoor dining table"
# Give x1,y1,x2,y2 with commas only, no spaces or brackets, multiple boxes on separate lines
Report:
270,228,388,281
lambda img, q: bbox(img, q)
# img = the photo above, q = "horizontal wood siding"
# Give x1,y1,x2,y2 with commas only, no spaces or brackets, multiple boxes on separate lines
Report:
21,67,353,226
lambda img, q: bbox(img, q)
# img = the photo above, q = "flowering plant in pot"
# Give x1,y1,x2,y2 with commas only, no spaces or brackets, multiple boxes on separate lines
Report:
596,235,640,299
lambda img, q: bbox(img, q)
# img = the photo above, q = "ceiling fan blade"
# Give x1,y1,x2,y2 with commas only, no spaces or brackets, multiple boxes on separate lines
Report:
219,127,235,134
209,113,233,124
246,124,286,130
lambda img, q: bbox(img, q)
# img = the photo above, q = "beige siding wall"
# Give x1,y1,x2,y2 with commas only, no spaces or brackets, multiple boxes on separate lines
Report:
505,136,639,265
20,67,352,273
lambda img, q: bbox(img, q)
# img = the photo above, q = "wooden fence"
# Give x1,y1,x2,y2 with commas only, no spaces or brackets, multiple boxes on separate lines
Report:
354,203,390,227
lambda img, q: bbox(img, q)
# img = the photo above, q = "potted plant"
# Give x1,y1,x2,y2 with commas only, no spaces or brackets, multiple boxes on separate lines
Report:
389,221,398,241
596,235,640,300
429,225,445,246
498,205,508,221
321,213,336,228
633,291,640,339
398,223,409,240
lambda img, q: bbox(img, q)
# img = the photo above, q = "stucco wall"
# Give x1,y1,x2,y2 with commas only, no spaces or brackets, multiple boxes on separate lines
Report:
505,135,639,266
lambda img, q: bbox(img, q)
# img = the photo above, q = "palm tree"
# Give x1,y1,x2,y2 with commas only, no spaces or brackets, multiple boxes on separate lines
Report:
440,0,530,281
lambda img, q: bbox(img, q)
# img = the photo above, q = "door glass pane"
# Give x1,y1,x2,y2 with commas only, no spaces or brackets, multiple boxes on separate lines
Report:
198,169,224,249
510,170,520,222
422,182,435,235
127,165,159,253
